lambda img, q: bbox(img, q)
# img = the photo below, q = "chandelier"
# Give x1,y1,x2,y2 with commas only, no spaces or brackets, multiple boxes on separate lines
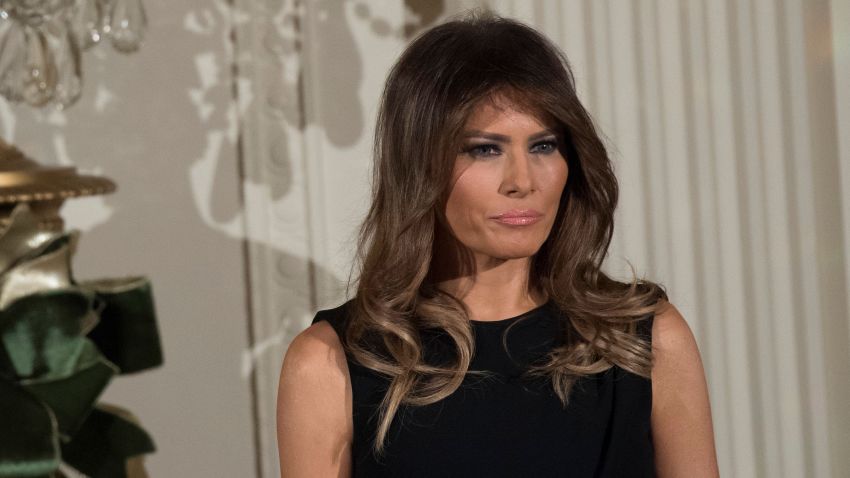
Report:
0,0,147,110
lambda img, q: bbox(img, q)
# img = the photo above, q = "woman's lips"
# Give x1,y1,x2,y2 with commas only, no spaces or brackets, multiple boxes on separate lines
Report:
490,209,543,226
492,215,542,225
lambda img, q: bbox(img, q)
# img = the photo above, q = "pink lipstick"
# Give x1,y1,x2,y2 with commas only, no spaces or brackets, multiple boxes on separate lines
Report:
490,209,543,226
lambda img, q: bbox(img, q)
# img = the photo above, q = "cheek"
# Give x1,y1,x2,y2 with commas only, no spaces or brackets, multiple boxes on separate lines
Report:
544,158,569,198
445,167,493,235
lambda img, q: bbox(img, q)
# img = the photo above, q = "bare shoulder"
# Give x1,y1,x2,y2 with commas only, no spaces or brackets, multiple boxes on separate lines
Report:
650,299,719,477
276,321,352,477
651,299,699,357
282,320,349,379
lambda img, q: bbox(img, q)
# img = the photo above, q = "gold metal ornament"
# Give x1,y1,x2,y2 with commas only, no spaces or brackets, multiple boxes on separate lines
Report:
0,136,115,232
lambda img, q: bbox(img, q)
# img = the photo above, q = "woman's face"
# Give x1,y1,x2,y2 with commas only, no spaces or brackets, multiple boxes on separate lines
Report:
443,94,569,264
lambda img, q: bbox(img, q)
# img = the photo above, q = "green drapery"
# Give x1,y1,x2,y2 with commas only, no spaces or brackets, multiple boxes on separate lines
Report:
1,205,163,477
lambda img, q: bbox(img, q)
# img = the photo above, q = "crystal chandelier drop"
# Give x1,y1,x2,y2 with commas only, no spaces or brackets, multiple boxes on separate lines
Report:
0,0,147,110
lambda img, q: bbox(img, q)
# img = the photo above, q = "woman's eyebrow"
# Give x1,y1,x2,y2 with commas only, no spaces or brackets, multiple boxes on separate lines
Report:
461,129,557,143
528,130,557,141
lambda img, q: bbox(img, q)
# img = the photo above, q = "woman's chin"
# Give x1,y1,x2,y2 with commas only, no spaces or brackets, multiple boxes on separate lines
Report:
485,245,544,260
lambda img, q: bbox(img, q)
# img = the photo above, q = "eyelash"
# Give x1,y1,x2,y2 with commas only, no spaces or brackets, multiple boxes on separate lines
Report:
463,140,559,158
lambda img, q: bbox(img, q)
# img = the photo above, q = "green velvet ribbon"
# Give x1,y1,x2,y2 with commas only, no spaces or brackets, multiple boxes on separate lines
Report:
60,405,156,478
0,204,163,477
0,379,58,477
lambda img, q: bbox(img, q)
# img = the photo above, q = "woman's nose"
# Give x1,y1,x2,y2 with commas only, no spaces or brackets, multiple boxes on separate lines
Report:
500,149,534,195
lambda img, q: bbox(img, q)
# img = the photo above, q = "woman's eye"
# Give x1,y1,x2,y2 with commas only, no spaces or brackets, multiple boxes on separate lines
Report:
465,144,501,157
530,140,558,154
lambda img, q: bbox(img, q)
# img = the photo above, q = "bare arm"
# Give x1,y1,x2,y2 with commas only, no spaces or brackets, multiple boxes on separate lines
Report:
650,300,720,477
276,321,353,478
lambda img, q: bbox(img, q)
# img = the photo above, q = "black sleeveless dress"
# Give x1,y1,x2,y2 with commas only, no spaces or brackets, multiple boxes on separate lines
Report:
311,299,655,477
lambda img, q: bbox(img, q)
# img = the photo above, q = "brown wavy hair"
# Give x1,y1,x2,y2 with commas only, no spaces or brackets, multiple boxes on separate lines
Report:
340,10,667,455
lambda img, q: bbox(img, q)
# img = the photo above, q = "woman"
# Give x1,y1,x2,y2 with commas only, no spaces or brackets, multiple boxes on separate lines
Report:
277,10,718,478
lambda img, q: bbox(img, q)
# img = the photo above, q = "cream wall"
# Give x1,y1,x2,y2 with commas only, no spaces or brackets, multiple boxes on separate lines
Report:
3,1,848,477
0,1,257,476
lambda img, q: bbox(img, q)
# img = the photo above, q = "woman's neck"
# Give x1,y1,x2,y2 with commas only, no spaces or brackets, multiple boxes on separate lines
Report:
432,257,547,322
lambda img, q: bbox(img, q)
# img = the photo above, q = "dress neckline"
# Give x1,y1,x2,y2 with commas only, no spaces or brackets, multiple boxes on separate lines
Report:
468,299,552,328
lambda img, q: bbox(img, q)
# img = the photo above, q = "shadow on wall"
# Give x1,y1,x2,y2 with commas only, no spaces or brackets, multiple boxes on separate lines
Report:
191,0,448,264
197,0,447,224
